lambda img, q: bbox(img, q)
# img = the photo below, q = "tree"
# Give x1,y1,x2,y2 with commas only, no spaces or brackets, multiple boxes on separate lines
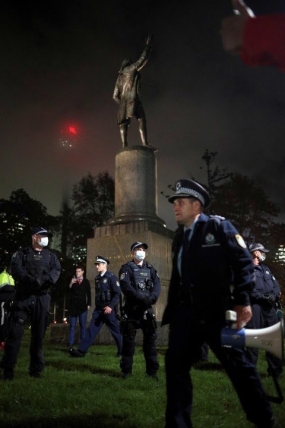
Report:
209,173,280,243
0,189,59,265
199,149,232,197
72,171,114,228
59,171,115,262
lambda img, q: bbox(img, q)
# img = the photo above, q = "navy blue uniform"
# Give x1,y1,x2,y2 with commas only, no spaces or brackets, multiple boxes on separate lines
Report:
1,247,61,376
246,263,282,376
162,213,274,428
119,260,161,376
78,271,122,354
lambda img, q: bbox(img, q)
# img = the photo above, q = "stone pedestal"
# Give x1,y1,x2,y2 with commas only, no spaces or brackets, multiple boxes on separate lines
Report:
109,145,165,226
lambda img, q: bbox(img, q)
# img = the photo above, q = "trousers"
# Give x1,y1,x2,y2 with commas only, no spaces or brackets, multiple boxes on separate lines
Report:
1,293,50,375
165,303,273,428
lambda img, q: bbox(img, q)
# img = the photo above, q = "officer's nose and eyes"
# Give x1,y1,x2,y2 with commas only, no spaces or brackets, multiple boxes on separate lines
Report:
95,262,105,273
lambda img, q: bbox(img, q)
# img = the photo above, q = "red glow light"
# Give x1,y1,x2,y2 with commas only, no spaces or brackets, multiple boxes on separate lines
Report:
69,126,77,135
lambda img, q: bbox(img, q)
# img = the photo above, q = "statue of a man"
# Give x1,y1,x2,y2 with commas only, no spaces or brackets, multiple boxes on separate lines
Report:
113,35,153,148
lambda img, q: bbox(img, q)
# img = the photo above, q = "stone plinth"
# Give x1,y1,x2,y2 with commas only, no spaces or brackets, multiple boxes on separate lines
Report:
109,145,165,227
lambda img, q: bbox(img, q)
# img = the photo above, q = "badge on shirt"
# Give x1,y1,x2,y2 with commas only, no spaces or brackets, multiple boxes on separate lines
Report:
205,233,215,245
103,279,107,283
235,234,246,248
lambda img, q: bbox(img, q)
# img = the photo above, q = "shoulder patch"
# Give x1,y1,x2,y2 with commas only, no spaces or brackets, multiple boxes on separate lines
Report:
235,234,246,248
116,281,120,287
120,273,125,280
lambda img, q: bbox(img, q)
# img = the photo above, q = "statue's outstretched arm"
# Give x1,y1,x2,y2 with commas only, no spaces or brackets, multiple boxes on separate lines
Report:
136,34,153,72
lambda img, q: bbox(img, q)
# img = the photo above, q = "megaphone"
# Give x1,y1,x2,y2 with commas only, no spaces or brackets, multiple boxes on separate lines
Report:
221,313,284,363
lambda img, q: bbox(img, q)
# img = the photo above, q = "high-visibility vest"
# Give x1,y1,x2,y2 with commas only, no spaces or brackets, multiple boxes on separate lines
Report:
0,270,15,288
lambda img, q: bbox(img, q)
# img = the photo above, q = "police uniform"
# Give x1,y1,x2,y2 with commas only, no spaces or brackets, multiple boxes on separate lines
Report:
246,243,282,377
72,256,122,356
119,243,161,377
0,227,61,379
162,179,276,428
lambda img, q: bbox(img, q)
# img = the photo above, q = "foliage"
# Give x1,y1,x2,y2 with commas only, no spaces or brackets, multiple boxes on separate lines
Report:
0,189,59,266
0,332,284,428
71,172,114,226
59,172,115,261
208,173,280,242
199,149,232,197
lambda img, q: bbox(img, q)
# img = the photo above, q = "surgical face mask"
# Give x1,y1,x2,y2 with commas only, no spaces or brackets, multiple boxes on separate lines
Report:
259,252,266,262
38,237,49,247
135,250,145,261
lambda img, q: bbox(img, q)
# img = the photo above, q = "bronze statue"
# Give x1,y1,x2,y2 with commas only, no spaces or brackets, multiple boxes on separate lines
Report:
113,35,154,148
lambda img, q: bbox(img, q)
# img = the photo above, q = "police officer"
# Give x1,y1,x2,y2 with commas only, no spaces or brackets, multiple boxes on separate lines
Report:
69,256,122,357
246,243,283,378
119,242,161,379
162,179,277,428
0,227,61,380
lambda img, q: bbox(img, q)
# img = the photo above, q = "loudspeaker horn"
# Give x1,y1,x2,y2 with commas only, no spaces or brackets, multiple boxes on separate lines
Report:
221,318,284,362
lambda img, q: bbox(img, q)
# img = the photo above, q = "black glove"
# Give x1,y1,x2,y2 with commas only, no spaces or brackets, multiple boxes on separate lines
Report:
25,274,36,284
266,294,276,306
141,296,152,308
34,274,50,288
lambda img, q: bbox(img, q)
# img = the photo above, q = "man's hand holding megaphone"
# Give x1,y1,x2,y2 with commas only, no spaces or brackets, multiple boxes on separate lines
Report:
234,304,252,329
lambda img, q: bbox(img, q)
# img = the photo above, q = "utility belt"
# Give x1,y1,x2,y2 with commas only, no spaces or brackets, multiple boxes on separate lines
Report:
252,297,274,308
120,308,157,334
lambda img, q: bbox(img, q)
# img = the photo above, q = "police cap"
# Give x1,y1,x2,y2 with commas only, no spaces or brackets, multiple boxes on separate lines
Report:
94,255,110,265
248,243,269,253
168,179,211,208
31,226,53,237
130,242,148,251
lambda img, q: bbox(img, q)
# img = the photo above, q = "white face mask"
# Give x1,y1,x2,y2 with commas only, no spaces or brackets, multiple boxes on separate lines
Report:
135,250,145,261
259,252,266,262
38,237,49,247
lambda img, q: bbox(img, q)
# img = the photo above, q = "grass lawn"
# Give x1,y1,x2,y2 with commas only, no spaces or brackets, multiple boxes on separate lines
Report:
0,328,284,428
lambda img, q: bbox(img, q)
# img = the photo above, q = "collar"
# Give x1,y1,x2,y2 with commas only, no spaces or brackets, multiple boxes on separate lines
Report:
184,215,200,233
132,259,144,267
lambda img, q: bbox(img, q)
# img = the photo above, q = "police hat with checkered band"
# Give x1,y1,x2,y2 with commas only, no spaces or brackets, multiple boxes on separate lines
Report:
168,179,211,208
94,255,110,264
248,243,269,253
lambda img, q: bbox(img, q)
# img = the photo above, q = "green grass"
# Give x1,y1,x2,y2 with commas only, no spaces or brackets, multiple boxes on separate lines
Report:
0,328,284,428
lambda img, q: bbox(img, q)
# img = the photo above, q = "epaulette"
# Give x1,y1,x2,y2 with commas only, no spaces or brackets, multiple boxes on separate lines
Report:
209,215,225,222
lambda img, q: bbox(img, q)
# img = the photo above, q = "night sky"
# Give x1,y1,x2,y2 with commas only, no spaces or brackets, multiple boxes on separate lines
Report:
1,0,285,231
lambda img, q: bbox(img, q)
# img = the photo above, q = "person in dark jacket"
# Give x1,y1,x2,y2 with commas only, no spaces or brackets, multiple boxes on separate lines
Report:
162,179,277,428
69,256,122,357
68,266,91,349
0,226,61,380
119,242,161,379
246,243,283,378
